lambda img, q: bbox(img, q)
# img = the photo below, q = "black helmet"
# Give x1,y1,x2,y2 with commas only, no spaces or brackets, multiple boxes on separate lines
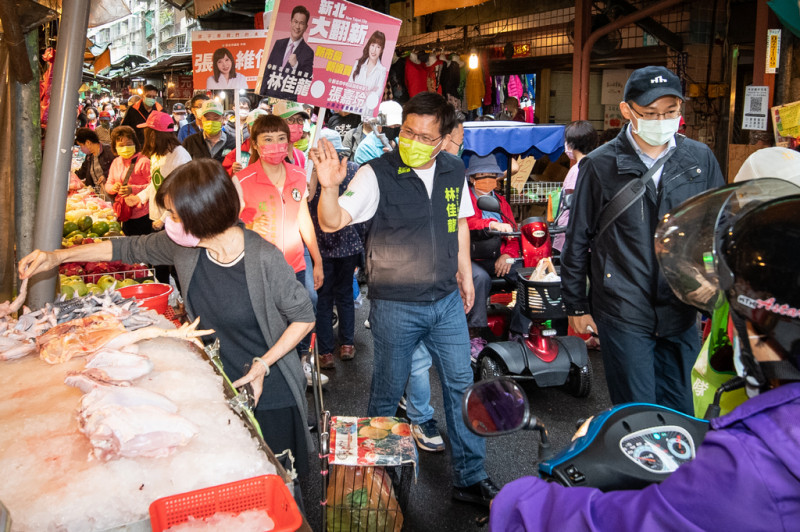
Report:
656,179,800,387
720,196,800,382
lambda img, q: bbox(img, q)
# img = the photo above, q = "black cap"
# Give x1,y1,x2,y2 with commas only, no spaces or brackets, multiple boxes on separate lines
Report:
172,102,186,112
623,66,683,106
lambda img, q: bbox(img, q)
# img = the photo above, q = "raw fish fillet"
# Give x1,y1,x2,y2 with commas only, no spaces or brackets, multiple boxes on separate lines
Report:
79,386,179,416
82,349,154,383
80,403,197,461
65,373,119,393
37,312,126,364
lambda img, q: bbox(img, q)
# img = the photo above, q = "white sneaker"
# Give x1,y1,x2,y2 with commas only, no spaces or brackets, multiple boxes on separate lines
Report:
364,319,371,329
304,359,329,387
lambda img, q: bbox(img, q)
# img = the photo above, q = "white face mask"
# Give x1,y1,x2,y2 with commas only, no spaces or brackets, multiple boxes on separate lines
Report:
631,116,680,147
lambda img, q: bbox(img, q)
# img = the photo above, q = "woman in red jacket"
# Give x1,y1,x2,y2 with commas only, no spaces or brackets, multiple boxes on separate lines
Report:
465,154,527,357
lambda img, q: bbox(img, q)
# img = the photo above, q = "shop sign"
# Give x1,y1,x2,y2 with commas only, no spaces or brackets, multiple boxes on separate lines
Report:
766,29,781,74
513,44,530,58
168,75,194,100
255,0,402,117
742,85,769,131
191,30,268,90
601,69,632,105
770,99,800,147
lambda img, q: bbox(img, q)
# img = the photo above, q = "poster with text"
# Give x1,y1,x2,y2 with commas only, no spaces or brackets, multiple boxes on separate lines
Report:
192,30,268,91
255,0,401,117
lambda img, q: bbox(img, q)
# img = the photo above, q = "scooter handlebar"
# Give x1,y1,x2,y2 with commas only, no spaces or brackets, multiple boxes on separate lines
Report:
485,230,521,237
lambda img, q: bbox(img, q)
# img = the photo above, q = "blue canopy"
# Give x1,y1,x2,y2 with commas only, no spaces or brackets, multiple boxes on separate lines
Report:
463,121,565,163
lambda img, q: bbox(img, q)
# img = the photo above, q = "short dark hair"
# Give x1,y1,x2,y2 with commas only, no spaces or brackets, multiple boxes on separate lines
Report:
249,114,290,162
453,111,466,128
110,126,140,155
141,127,181,157
75,127,100,145
143,84,158,94
190,93,210,109
599,127,621,145
291,5,310,23
402,92,456,137
564,120,598,155
259,98,271,107
155,159,240,239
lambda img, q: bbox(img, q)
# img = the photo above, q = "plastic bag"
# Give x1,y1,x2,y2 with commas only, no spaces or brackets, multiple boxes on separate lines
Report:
327,466,403,532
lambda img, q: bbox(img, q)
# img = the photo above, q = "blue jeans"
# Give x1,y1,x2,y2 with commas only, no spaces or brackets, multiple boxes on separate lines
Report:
596,318,700,415
316,254,359,354
295,270,312,356
303,247,318,310
368,290,488,487
404,343,434,425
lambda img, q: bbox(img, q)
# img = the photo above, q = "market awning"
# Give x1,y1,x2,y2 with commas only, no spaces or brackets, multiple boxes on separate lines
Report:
768,0,800,38
414,0,490,17
463,121,565,159
130,52,192,76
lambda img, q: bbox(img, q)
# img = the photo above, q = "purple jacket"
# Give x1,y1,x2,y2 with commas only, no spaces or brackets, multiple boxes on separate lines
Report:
490,382,800,531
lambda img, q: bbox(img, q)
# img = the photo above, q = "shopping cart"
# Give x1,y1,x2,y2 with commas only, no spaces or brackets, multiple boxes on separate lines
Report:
309,336,415,532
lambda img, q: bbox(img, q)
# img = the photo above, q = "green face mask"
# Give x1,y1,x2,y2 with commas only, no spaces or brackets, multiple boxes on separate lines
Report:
116,145,135,159
203,120,222,136
294,138,309,152
144,97,156,108
457,144,464,158
398,135,440,168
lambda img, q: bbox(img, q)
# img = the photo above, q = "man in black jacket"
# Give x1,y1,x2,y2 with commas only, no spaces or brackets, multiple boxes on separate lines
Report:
121,84,162,145
561,66,725,415
75,127,115,198
182,100,236,163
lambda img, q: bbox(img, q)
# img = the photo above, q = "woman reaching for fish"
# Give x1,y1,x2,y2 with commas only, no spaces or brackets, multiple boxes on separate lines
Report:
18,158,316,476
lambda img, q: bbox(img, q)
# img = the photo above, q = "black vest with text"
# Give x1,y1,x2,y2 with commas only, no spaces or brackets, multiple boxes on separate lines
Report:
366,150,465,302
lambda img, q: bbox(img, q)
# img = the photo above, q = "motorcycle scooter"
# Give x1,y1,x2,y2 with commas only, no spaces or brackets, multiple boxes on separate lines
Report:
462,377,711,490
472,195,591,398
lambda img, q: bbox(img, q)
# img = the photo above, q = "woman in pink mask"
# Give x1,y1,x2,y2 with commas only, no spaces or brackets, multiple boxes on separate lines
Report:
18,159,316,478
234,114,323,292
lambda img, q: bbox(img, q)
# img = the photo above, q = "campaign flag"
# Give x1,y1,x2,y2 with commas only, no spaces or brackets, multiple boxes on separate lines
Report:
255,0,401,117
192,30,268,91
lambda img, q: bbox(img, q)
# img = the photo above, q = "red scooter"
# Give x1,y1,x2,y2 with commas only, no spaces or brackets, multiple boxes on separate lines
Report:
473,195,592,398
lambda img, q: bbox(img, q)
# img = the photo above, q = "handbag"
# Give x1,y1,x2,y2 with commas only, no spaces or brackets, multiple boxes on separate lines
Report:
112,155,138,222
470,229,502,261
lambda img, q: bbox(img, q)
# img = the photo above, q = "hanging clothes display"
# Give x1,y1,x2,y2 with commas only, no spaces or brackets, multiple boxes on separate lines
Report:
464,53,485,111
507,75,524,100
388,53,409,104
426,54,444,94
405,53,430,98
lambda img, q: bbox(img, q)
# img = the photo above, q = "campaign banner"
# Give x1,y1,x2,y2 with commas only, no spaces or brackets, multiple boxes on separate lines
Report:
192,30,268,91
255,0,401,117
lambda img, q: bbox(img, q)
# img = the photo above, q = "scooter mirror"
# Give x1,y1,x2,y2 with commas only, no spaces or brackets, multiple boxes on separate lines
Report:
462,377,530,436
476,194,502,214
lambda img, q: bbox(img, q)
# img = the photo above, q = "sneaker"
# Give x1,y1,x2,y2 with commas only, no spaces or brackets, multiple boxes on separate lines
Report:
304,359,329,387
398,395,407,411
411,419,445,452
364,319,371,329
470,337,487,362
339,345,355,360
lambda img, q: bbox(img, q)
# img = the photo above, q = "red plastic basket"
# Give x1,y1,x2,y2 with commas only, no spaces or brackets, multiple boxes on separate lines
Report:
148,474,302,532
117,283,173,315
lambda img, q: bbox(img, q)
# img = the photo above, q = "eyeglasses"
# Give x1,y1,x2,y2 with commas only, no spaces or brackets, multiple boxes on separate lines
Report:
286,116,304,125
628,103,681,120
400,127,442,145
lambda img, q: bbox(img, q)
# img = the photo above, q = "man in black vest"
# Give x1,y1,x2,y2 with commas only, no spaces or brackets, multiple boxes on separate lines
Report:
311,92,499,508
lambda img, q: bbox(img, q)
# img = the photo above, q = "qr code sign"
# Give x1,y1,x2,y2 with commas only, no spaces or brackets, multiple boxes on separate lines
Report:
749,97,763,114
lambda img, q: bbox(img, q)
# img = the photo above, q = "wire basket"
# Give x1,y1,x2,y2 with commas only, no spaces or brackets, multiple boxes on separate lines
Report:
517,272,566,320
510,182,562,204
326,464,412,532
78,265,154,284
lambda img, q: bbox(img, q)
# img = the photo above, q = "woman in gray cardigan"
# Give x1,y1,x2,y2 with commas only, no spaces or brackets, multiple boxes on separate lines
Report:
19,159,316,475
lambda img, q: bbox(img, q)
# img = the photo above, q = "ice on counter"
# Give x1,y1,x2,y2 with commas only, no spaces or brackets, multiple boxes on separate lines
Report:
164,509,275,531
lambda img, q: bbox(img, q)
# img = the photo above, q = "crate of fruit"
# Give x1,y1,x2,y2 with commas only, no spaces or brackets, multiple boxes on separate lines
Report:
59,261,155,298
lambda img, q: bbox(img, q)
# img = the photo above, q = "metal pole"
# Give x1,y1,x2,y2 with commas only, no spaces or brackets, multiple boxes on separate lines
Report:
14,30,43,275
579,0,682,120
28,0,91,309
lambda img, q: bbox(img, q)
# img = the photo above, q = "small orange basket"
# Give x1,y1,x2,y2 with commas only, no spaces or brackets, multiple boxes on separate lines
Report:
148,474,302,532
